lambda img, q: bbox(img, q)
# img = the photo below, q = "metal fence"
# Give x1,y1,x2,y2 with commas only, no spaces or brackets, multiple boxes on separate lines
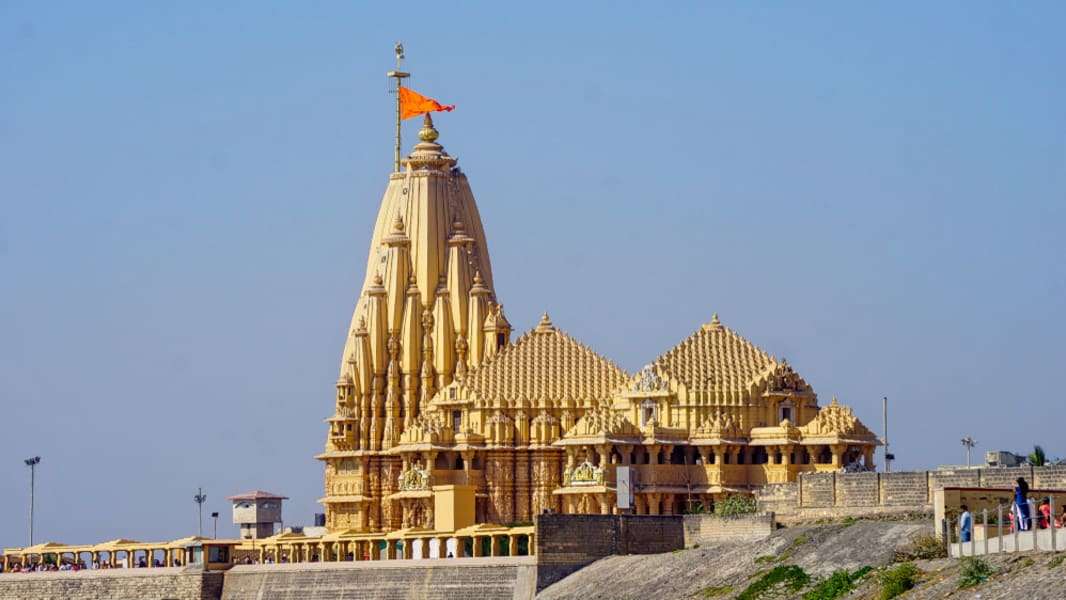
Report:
944,497,1064,557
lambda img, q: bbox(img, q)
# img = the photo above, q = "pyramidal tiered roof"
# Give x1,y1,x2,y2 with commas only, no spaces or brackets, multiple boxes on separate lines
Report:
653,313,780,395
457,314,629,407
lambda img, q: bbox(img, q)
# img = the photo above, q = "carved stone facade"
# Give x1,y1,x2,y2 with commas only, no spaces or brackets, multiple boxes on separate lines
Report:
317,119,878,533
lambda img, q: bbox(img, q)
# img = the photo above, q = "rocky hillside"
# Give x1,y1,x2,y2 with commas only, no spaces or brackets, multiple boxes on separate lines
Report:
537,519,1066,599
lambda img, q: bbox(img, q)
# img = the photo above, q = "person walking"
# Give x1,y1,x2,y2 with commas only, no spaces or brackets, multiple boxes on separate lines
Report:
959,504,973,543
1013,477,1031,531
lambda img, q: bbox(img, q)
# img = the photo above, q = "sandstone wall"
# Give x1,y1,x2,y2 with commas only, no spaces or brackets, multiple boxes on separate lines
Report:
0,567,223,600
682,513,774,546
221,558,536,600
534,513,684,592
755,465,1066,523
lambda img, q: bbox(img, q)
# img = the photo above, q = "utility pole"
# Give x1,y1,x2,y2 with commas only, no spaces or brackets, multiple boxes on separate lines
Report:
961,436,977,468
194,488,207,537
387,42,410,172
24,456,41,546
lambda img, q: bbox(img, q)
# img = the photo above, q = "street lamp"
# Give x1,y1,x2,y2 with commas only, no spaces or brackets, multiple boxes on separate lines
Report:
210,512,219,539
194,488,207,537
24,456,41,546
961,436,977,467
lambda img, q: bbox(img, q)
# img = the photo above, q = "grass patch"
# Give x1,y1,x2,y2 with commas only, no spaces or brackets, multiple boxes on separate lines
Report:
878,562,919,600
803,566,872,600
1021,557,1035,568
754,555,776,565
737,565,810,600
1049,553,1066,568
957,557,994,589
894,532,947,562
840,516,857,527
700,585,733,598
715,494,758,517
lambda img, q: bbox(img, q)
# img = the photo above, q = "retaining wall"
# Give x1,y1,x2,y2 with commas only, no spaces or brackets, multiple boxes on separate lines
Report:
682,513,775,546
0,567,223,600
534,513,684,591
221,558,536,600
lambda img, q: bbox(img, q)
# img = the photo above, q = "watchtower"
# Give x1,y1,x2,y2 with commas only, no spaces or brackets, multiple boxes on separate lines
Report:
227,490,287,539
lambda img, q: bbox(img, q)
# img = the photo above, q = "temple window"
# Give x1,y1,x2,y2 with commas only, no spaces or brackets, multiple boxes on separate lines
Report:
818,447,832,465
640,399,657,426
496,333,506,349
454,455,464,469
778,401,793,423
670,446,685,465
452,410,462,432
752,447,768,464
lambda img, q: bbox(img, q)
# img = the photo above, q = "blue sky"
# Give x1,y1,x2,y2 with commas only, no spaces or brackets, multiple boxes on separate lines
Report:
1,2,1064,546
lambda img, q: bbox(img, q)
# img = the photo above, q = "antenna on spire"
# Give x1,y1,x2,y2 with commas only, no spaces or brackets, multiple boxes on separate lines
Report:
387,42,411,173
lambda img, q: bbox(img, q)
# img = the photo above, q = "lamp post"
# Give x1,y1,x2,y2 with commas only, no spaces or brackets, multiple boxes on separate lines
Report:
194,488,207,537
24,456,41,546
211,512,219,539
961,436,977,468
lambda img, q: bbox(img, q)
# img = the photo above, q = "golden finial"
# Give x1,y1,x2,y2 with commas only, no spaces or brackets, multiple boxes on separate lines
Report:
535,312,555,334
419,113,439,142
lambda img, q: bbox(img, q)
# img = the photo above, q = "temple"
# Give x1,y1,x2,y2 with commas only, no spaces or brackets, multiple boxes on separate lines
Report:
315,113,879,534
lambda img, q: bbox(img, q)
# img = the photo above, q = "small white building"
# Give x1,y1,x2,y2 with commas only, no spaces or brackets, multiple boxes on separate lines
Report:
228,490,287,539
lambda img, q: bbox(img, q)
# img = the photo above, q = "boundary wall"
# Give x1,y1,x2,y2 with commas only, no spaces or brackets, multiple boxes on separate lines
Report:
755,465,1066,523
534,513,684,591
682,513,775,546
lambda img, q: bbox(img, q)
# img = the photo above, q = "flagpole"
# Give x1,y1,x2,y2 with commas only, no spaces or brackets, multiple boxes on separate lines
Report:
388,43,410,173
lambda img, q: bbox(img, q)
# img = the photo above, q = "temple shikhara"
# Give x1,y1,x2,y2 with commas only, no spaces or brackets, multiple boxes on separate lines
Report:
316,110,879,535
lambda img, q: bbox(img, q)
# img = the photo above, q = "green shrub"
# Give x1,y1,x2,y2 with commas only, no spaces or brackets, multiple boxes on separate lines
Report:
894,532,947,561
878,562,920,600
716,494,758,517
957,557,993,589
700,585,733,598
737,565,811,600
754,555,776,564
803,566,873,600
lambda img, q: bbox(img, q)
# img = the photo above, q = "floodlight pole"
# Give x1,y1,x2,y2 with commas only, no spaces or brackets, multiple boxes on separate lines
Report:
194,488,207,537
387,42,410,172
24,456,41,546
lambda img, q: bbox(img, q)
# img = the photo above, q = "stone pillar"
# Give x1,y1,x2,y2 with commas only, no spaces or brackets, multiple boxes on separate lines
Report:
490,536,501,557
472,536,483,557
649,444,661,464
486,450,515,524
647,493,661,515
515,450,531,523
438,536,451,558
831,444,843,468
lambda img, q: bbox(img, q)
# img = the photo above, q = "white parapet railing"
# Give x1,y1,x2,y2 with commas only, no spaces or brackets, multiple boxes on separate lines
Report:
946,497,1063,558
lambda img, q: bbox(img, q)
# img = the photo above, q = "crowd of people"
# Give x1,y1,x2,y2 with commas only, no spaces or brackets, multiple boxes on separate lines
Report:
0,557,181,573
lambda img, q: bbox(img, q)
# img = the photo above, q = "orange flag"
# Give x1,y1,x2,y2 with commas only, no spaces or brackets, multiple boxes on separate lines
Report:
399,87,455,120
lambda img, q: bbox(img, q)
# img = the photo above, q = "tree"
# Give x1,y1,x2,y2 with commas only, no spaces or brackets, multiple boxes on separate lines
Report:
1028,445,1046,467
